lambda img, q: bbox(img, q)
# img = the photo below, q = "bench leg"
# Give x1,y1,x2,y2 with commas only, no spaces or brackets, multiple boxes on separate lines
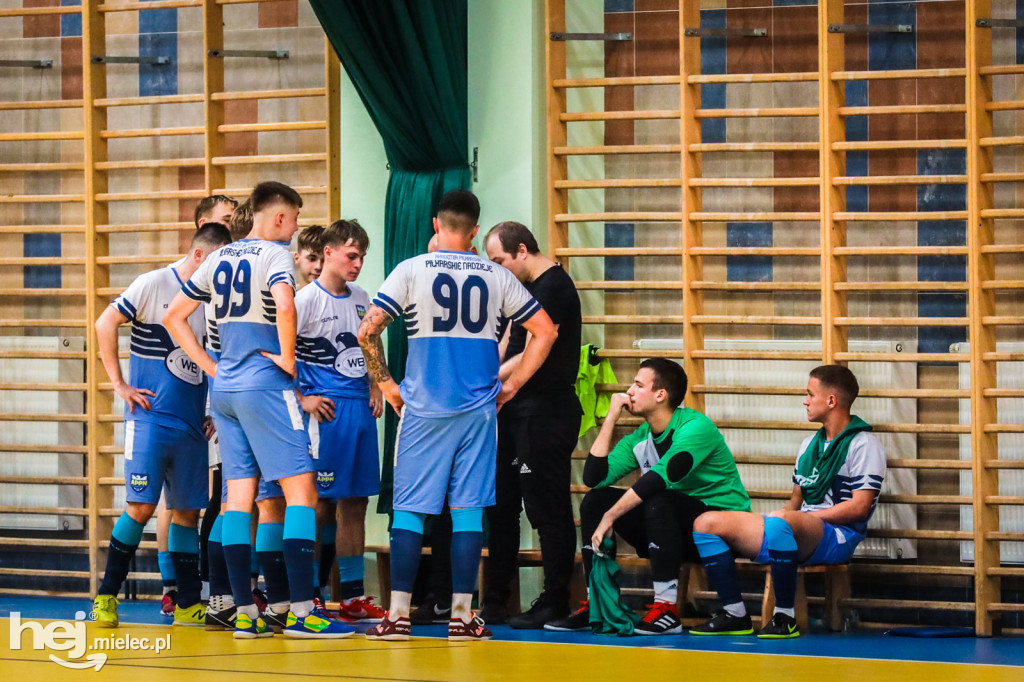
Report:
762,571,807,629
825,570,851,632
761,572,775,627
795,573,808,630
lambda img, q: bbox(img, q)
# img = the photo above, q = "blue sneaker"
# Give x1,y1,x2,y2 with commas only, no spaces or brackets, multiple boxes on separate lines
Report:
233,612,274,639
283,611,356,638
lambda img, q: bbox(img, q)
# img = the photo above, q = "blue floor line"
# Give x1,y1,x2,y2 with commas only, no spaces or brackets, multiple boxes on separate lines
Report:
4,595,1024,668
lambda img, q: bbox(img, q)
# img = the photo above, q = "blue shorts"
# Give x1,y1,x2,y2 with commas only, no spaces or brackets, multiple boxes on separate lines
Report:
123,420,208,510
307,397,380,500
392,405,497,514
755,515,862,565
211,389,314,484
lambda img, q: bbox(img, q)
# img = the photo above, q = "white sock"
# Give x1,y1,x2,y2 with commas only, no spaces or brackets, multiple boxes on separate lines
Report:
452,593,472,623
291,600,313,618
774,607,795,619
269,601,289,615
724,602,747,618
162,586,174,596
653,579,677,605
209,594,235,612
238,603,259,619
389,591,412,619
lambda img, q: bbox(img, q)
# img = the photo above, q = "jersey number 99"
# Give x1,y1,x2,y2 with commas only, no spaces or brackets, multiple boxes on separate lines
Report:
213,261,252,319
432,273,488,334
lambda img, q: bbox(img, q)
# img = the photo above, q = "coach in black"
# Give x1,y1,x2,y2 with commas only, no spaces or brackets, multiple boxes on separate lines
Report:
480,221,583,629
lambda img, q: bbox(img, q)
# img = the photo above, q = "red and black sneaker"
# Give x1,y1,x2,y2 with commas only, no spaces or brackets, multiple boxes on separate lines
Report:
543,600,589,632
252,588,268,615
364,612,411,641
448,614,492,641
633,601,683,635
160,589,177,618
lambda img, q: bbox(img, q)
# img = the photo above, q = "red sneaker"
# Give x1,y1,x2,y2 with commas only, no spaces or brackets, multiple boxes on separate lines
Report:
336,596,386,623
160,590,177,618
448,614,492,641
364,612,411,641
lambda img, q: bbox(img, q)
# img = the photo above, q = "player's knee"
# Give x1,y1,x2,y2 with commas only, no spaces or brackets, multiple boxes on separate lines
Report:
126,502,156,524
171,509,200,527
763,515,796,549
692,511,724,536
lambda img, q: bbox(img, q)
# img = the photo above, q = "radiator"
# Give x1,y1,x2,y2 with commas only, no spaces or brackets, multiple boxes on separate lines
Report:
955,342,1024,563
0,337,85,531
633,338,918,560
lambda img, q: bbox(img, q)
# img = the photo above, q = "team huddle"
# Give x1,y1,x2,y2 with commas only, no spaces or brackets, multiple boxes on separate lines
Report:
90,182,887,642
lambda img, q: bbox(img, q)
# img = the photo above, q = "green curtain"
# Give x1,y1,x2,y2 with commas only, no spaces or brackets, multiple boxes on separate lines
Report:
309,0,471,513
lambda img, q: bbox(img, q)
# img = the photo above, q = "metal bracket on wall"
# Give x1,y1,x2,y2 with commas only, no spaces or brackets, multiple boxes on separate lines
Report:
684,27,767,37
976,18,1024,29
0,59,53,68
828,24,913,34
91,55,170,65
208,49,289,60
471,147,479,183
550,32,632,41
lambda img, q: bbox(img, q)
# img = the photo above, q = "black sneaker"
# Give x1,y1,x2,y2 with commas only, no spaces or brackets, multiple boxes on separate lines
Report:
509,597,570,630
477,602,508,625
757,612,800,639
204,605,237,631
543,600,590,632
633,602,683,636
262,607,289,633
409,599,452,625
690,611,754,636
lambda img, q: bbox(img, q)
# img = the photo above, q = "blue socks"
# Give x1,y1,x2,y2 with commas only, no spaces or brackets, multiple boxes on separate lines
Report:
283,505,316,606
337,555,364,601
157,551,176,589
764,517,799,610
98,512,145,597
222,510,255,607
390,510,425,593
450,508,483,595
207,515,231,599
168,523,200,608
256,522,288,607
694,531,744,609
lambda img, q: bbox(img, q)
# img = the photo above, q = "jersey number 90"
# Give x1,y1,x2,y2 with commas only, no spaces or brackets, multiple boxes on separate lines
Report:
213,261,252,319
432,273,489,334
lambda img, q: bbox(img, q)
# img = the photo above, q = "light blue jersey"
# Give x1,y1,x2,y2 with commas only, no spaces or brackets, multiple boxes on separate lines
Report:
113,265,208,437
373,250,539,417
296,280,370,399
181,239,295,392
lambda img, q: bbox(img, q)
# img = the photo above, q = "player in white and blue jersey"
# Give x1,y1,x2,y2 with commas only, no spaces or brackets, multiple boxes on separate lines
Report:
358,189,558,642
295,219,386,623
90,223,231,630
165,181,353,640
690,365,887,639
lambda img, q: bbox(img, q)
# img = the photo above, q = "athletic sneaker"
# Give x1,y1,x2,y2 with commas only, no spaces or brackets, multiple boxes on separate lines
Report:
205,605,237,631
262,607,289,633
365,613,411,641
689,611,755,636
543,601,590,632
91,594,119,628
311,598,336,621
634,602,683,635
172,602,206,627
336,596,386,623
509,597,570,630
252,588,268,614
477,602,508,625
160,589,177,617
233,612,274,639
409,599,451,625
757,612,800,639
448,615,492,641
283,611,356,638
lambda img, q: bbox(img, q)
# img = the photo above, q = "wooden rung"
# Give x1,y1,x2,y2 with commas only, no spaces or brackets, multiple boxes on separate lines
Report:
0,288,85,297
217,121,326,134
0,225,84,234
97,222,193,233
555,212,682,223
0,319,86,328
838,103,966,116
554,247,680,257
691,281,820,291
834,316,968,326
693,107,817,118
882,458,970,469
0,351,87,359
984,100,1024,112
987,603,1024,613
0,131,83,142
0,381,88,391
696,385,968,400
582,315,682,324
834,245,968,256
979,135,1024,148
0,414,87,423
866,529,971,540
722,421,968,435
95,189,207,202
831,68,966,81
0,506,88,516
691,247,818,256
94,93,204,107
0,163,84,172
835,281,968,291
980,208,1024,219
0,256,85,265
95,254,182,265
982,280,1024,290
595,349,687,359
211,87,327,101
690,211,819,221
833,174,966,186
985,388,1024,398
980,245,1024,254
0,444,88,454
688,72,816,84
842,598,973,611
0,194,85,204
691,315,822,326
98,0,200,10
983,424,1024,434
690,177,818,187
217,186,326,196
0,538,89,549
100,127,204,139
692,350,822,360
982,316,1024,326
853,564,973,577
0,100,82,111
560,110,679,122
980,172,1024,184
984,352,1024,361
978,64,1024,76
689,142,818,152
836,352,968,363
984,493,1024,503
0,475,87,485
553,76,680,88
553,144,681,156
988,532,1024,541
0,568,90,579
554,178,682,189
575,281,681,290
212,153,328,166
833,139,966,151
0,6,82,17
95,158,204,170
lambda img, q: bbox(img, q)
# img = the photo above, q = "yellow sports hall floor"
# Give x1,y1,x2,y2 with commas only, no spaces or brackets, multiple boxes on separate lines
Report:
5,602,1024,682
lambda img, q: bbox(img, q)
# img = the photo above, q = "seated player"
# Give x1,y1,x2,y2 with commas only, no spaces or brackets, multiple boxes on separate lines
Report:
545,358,750,636
294,224,325,288
690,365,885,639
91,223,232,628
295,219,386,622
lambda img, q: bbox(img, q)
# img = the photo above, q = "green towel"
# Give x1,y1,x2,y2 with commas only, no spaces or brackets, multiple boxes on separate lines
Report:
794,415,873,505
576,345,617,437
587,538,639,636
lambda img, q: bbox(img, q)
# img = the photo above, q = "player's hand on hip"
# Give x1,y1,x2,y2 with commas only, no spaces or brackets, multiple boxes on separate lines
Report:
496,379,520,411
300,394,335,423
380,380,404,415
202,415,216,440
369,384,384,419
114,380,155,413
260,351,296,377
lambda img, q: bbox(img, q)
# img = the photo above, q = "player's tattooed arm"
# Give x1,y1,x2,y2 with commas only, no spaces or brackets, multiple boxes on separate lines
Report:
358,305,404,414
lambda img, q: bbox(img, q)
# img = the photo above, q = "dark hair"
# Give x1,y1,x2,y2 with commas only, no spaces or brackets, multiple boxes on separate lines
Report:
250,181,303,215
296,225,326,254
639,357,688,410
227,199,253,240
191,222,232,251
436,189,480,234
486,221,540,256
193,195,238,228
809,365,860,408
322,219,369,252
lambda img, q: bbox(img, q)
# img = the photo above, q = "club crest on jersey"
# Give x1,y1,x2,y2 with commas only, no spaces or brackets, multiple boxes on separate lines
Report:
316,470,335,490
166,348,203,385
130,473,148,493
356,304,366,319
